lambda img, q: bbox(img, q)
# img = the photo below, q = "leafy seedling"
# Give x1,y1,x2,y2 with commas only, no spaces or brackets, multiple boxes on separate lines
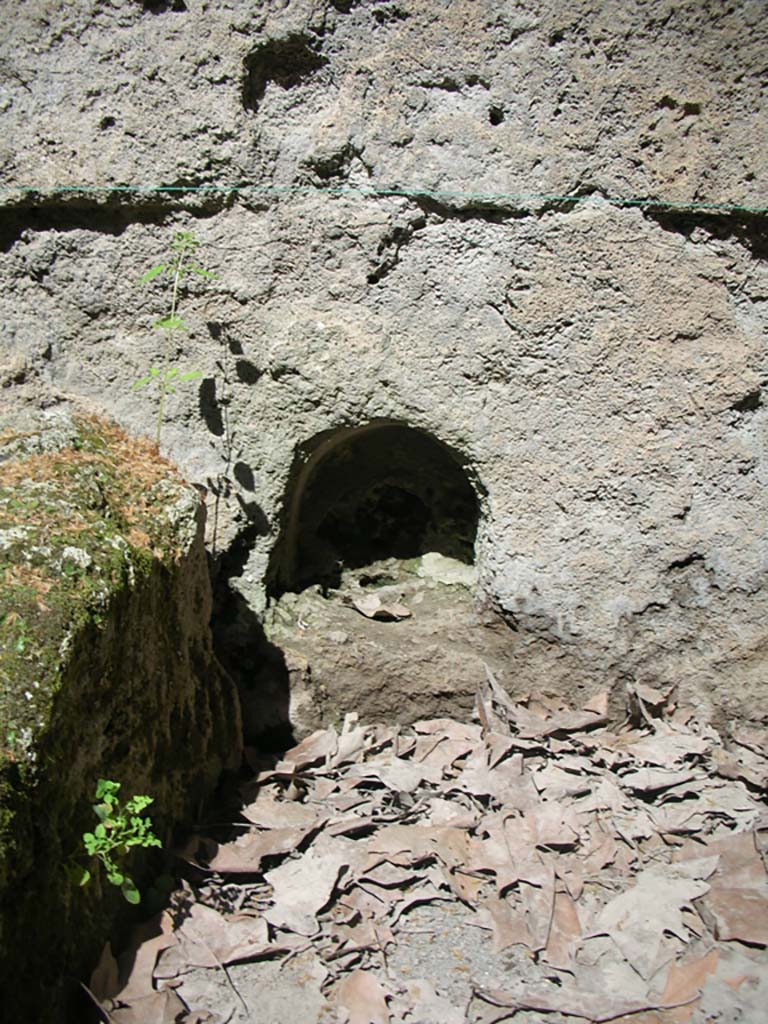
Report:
134,230,215,445
76,777,162,904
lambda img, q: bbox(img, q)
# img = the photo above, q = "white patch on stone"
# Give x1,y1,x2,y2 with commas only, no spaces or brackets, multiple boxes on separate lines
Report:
61,546,92,570
417,552,477,588
0,526,28,551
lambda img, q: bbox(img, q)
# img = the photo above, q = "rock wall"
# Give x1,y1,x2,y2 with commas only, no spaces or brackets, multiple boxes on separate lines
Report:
1,0,766,730
0,410,241,1020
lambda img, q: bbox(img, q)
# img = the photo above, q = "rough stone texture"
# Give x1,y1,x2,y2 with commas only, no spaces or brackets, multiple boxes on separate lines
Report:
0,1,766,737
0,410,241,1021
258,555,519,739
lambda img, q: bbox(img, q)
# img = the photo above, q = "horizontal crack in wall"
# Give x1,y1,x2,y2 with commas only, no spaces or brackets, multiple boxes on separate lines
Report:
3,189,764,258
410,194,529,224
0,193,236,251
642,207,768,260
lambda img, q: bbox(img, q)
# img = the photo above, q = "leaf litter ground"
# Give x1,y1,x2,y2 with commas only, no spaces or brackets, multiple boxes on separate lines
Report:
89,672,768,1023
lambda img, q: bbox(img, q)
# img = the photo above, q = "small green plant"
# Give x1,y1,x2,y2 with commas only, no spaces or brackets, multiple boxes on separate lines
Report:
134,230,216,445
75,778,162,904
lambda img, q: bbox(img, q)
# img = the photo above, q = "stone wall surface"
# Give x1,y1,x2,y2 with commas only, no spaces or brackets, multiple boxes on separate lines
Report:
0,0,766,729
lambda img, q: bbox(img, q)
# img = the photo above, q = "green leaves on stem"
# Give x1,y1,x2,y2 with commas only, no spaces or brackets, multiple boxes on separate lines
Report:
136,230,215,445
133,366,203,392
74,778,162,905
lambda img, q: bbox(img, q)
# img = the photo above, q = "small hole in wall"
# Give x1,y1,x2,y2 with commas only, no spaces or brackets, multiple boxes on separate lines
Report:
489,105,505,126
99,116,116,130
139,0,187,11
372,5,410,25
242,34,328,112
731,388,763,414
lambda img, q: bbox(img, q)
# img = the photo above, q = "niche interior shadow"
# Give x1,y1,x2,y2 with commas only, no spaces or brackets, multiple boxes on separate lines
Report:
268,421,481,596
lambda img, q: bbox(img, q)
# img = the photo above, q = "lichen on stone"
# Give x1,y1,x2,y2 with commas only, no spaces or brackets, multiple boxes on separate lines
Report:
0,410,190,772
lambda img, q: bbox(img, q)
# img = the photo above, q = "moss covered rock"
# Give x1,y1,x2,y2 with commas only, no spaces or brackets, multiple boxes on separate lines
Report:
0,409,241,1021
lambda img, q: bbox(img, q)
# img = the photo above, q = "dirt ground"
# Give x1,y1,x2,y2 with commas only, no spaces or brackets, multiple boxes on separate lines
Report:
87,674,768,1024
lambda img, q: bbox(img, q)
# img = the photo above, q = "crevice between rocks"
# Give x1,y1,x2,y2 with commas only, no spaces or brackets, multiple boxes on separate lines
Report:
5,190,762,259
139,0,187,13
641,206,768,259
398,184,768,251
409,194,529,224
667,552,705,571
0,193,236,253
367,213,427,284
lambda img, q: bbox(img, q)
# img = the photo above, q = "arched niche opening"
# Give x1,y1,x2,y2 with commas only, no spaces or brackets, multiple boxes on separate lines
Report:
268,421,481,596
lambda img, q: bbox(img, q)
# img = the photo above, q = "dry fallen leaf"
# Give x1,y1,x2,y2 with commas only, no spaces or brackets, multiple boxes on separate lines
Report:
623,727,711,768
512,692,609,739
473,980,692,1022
115,911,177,1002
453,747,538,807
671,826,768,916
204,825,315,874
388,878,453,925
278,727,339,770
104,987,187,1024
154,903,270,975
634,683,673,709
265,836,363,935
659,949,720,1023
330,713,372,767
346,754,442,792
703,887,768,947
730,725,768,756
240,794,323,829
413,717,481,740
619,767,699,794
543,888,582,968
90,942,120,1002
399,978,464,1024
483,894,534,952
335,969,390,1024
593,864,712,978
86,683,768,1024
427,796,479,827
522,801,582,849
351,593,412,621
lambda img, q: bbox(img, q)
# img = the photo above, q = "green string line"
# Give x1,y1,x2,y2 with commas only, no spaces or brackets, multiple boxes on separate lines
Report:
0,182,765,214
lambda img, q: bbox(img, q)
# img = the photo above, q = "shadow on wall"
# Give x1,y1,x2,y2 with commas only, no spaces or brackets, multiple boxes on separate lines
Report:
211,505,296,752
267,420,482,596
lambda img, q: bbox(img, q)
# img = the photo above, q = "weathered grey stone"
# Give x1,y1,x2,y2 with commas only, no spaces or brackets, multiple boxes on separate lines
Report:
418,553,477,588
0,0,766,746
